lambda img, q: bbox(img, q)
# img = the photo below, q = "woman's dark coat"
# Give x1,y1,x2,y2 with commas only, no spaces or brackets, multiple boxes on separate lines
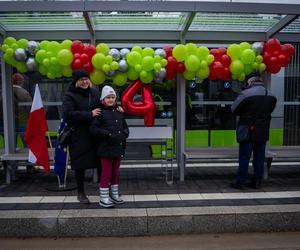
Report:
62,84,100,170
90,105,129,158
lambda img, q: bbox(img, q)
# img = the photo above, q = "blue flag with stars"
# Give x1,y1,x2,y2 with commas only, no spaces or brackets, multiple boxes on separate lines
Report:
54,117,68,186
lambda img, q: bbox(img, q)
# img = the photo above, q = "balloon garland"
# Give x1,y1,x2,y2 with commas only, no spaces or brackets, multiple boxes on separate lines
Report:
1,37,295,85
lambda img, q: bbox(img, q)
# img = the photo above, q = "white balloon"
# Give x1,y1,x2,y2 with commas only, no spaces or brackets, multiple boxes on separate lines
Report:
14,48,27,61
120,48,130,59
109,49,120,61
119,59,128,72
25,57,37,71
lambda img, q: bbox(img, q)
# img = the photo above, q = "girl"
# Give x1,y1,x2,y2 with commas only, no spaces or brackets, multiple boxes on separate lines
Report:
90,85,129,208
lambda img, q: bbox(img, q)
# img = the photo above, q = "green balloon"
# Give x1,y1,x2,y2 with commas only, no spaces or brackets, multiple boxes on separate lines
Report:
96,43,109,55
38,65,47,75
227,44,241,60
47,41,61,55
5,48,14,56
127,51,142,67
142,47,154,57
11,43,18,50
153,62,161,71
140,71,153,84
47,72,56,79
111,61,119,71
131,46,143,54
252,62,258,70
197,46,209,61
140,70,148,79
61,40,72,50
230,60,244,75
186,43,197,56
16,62,27,73
160,59,168,67
258,63,266,72
142,56,154,71
50,57,58,65
206,55,214,64
154,55,161,63
105,55,113,64
238,73,245,81
62,66,73,77
90,70,106,85
17,38,28,49
255,55,263,64
244,64,253,75
43,58,50,67
102,64,111,73
113,72,128,86
1,44,9,52
241,49,255,64
196,67,209,79
4,37,16,46
134,64,142,72
173,44,188,62
127,67,139,80
39,40,49,50
4,53,17,67
35,49,47,64
239,42,251,51
92,53,106,69
57,49,73,66
183,70,196,80
184,55,200,72
200,60,208,69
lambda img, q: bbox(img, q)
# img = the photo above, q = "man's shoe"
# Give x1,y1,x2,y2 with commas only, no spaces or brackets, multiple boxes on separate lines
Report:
77,193,90,204
248,179,262,189
230,182,245,190
26,166,39,174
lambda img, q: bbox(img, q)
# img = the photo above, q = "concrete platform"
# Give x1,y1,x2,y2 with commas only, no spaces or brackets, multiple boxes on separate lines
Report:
0,164,300,237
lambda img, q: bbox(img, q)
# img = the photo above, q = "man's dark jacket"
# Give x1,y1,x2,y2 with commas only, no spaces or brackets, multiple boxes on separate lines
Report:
231,82,277,142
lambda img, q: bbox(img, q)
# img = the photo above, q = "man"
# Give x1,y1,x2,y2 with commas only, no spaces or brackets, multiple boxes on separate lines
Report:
12,73,39,174
231,71,277,189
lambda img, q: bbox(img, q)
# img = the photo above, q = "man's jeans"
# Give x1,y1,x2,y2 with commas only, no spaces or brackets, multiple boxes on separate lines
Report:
237,142,266,186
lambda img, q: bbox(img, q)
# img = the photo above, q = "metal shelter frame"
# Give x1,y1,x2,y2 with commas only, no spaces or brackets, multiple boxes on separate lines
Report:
0,0,300,181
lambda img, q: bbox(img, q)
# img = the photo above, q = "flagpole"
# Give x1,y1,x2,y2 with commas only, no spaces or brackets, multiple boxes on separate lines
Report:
63,147,69,189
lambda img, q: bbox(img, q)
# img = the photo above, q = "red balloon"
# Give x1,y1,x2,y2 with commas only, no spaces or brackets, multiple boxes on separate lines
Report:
80,53,89,64
220,54,231,67
210,48,221,61
223,67,231,81
163,46,173,58
284,43,295,56
71,40,84,54
84,44,96,58
166,69,175,81
267,64,281,74
262,51,271,65
269,56,278,65
74,53,81,60
167,56,177,69
121,80,157,127
71,59,83,70
278,53,291,67
264,38,281,53
83,61,93,74
176,62,185,73
210,61,223,79
218,47,227,55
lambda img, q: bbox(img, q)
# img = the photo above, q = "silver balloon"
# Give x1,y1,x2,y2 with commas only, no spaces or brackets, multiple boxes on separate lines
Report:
105,70,115,77
120,48,130,59
252,42,264,55
14,48,27,62
154,48,167,59
119,59,128,72
109,49,120,61
26,41,39,55
25,57,37,71
154,68,166,79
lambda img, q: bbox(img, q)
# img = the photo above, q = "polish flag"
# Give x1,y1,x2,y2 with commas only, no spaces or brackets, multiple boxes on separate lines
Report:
25,84,50,172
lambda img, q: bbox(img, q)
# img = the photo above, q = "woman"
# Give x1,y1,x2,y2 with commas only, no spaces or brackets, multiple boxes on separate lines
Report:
62,70,101,204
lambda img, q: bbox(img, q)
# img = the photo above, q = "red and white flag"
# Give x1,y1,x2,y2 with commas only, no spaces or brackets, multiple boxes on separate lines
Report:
25,84,50,172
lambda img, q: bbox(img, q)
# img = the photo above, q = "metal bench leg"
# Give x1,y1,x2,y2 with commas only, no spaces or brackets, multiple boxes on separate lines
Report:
263,157,273,180
3,161,11,185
